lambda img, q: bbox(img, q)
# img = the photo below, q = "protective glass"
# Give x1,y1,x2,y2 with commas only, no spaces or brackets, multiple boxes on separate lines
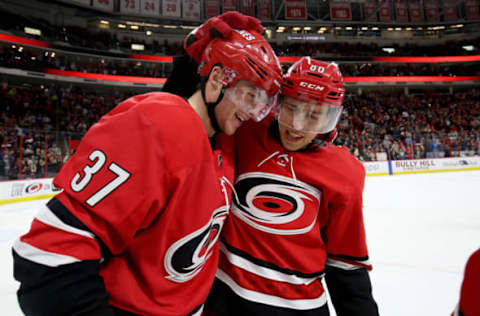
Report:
224,80,278,122
277,99,343,134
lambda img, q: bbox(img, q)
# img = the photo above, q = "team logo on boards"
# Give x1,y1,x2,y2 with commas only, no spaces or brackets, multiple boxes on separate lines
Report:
25,183,43,194
231,172,321,235
164,207,228,283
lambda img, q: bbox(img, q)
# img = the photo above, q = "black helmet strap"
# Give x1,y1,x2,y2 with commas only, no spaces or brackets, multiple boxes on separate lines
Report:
200,66,226,133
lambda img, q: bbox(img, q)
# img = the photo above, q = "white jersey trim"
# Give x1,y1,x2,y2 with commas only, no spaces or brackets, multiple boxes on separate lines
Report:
35,205,95,239
325,258,369,270
220,242,321,285
216,268,327,310
191,304,204,316
453,304,460,316
13,239,80,267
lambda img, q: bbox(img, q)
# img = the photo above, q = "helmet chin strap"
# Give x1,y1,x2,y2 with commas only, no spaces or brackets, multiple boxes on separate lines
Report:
311,129,337,147
200,77,226,134
311,137,327,147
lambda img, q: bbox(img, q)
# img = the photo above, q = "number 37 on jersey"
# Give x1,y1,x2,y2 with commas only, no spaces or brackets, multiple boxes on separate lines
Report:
70,150,131,207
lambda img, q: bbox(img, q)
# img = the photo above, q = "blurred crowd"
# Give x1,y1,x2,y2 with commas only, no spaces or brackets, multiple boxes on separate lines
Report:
337,89,480,161
0,84,131,179
1,83,479,180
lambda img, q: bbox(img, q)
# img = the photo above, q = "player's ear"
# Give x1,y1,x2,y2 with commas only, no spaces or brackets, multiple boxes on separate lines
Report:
208,65,226,91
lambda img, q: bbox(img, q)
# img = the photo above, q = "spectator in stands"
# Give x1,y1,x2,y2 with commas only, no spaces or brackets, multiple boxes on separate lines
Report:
1,151,13,177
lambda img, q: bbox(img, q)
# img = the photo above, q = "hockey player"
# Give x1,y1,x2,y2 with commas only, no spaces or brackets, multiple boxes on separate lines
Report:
205,57,379,316
12,12,282,316
452,248,480,316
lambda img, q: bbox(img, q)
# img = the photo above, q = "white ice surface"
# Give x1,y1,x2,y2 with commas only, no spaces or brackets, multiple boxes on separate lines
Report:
361,171,480,316
1,171,479,315
0,200,43,316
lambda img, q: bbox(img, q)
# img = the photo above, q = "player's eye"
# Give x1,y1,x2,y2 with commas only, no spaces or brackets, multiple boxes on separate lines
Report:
246,92,255,102
286,103,297,112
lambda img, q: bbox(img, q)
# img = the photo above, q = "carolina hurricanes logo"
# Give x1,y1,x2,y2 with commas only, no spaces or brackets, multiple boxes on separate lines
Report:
25,183,43,194
232,172,321,235
164,207,228,283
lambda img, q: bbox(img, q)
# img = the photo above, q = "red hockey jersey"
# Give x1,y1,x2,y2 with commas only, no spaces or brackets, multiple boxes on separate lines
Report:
13,92,234,315
216,115,371,311
453,248,480,316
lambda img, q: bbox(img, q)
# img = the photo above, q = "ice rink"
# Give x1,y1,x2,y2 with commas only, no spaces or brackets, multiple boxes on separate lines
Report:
1,171,479,315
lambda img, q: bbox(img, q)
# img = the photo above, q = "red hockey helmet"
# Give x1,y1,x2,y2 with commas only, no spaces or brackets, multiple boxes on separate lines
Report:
198,29,282,121
278,57,345,134
198,29,281,95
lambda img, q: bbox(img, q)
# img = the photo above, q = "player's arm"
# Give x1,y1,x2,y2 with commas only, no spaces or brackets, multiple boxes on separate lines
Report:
325,265,378,316
12,99,170,316
323,163,379,316
13,196,114,316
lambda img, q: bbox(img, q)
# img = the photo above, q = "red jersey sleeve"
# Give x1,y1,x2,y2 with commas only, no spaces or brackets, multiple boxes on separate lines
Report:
323,153,371,270
456,249,480,316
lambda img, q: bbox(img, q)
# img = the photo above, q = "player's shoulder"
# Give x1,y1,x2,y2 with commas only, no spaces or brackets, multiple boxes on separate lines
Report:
111,92,193,119
324,144,365,176
106,92,210,163
110,92,204,138
326,144,364,166
467,249,480,267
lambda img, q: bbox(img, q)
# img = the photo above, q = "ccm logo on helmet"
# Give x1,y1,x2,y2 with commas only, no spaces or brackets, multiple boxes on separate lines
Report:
299,82,325,91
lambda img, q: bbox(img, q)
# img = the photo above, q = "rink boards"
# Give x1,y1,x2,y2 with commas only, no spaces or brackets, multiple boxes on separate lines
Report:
364,156,480,176
0,178,60,205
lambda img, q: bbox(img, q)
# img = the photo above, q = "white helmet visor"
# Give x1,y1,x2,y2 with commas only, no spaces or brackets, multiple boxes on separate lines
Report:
277,98,342,134
224,80,278,122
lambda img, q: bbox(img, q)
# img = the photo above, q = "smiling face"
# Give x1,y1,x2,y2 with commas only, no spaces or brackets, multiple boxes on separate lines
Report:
277,96,332,151
216,80,277,135
276,58,345,150
278,121,318,151
214,96,250,135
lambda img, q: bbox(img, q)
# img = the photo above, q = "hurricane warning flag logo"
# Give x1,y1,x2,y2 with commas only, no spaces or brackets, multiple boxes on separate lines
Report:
25,183,43,194
232,172,321,235
164,207,228,282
